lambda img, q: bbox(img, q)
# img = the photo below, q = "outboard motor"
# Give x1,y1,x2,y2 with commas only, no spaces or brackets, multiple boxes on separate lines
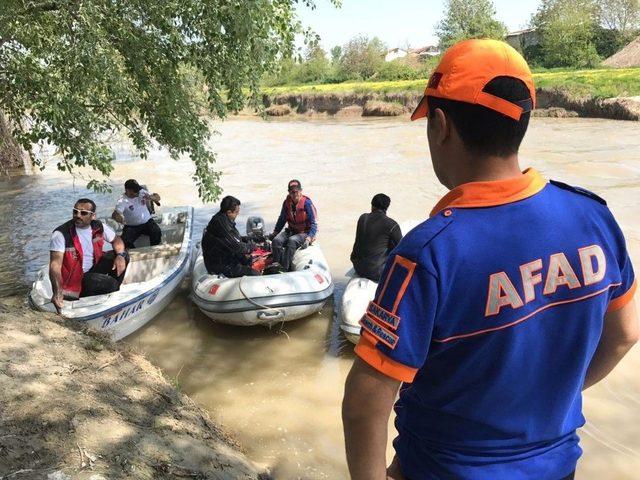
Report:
246,216,265,241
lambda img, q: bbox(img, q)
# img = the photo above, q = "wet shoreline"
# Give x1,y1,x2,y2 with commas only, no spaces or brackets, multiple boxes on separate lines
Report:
0,296,269,479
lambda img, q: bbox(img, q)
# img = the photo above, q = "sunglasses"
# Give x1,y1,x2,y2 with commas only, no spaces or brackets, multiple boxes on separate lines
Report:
73,208,94,216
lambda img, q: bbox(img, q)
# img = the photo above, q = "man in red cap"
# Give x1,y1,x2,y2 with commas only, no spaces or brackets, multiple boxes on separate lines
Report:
342,39,637,480
268,179,318,271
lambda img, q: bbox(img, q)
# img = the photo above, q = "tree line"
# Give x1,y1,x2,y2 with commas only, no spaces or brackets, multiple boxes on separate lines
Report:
267,0,640,87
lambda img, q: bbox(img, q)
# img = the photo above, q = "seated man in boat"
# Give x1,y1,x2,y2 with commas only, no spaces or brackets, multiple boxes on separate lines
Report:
350,193,402,282
268,179,318,272
111,179,162,249
202,195,261,277
49,198,129,313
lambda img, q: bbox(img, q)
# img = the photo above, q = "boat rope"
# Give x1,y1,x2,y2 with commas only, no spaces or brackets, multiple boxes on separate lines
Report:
237,275,284,314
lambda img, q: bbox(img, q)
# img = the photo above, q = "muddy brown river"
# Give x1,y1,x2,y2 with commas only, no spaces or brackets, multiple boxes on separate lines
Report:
1,117,639,479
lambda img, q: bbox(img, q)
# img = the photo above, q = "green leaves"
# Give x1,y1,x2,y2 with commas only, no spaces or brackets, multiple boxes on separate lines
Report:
0,0,317,201
436,0,508,50
531,0,602,68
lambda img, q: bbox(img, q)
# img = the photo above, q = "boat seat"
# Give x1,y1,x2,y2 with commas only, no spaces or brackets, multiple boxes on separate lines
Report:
128,243,181,261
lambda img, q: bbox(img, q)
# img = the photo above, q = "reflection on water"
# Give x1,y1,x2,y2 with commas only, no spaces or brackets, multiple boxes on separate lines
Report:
1,117,639,478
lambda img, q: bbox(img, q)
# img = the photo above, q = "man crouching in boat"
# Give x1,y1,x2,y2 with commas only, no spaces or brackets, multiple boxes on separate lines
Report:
49,198,129,313
202,195,261,278
268,179,318,272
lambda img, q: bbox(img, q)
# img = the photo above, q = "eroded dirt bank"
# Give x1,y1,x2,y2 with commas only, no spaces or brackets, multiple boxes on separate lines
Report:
261,89,640,121
0,297,269,480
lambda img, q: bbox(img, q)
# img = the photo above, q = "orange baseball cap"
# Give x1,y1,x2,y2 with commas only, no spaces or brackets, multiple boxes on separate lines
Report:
411,39,536,122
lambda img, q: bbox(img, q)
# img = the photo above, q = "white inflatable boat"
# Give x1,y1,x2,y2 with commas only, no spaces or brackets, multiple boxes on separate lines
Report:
28,207,194,340
191,242,334,326
339,270,378,344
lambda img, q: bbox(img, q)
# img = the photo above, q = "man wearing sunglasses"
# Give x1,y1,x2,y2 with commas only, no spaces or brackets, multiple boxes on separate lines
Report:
49,198,128,313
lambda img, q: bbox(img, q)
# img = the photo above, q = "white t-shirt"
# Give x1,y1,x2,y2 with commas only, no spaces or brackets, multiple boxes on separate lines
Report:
50,224,116,273
115,189,152,226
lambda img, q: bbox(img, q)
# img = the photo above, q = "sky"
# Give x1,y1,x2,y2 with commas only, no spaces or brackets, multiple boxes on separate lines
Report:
295,0,540,51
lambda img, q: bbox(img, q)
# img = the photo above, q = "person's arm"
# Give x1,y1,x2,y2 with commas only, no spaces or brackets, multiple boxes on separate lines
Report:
112,197,126,224
305,199,317,241
351,215,365,262
272,203,287,237
584,297,639,390
112,209,124,224
343,251,438,479
343,357,401,480
215,220,252,258
49,251,64,313
110,235,127,276
388,223,403,252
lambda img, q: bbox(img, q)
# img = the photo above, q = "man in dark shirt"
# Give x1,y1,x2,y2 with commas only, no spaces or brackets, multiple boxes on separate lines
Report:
350,193,402,282
201,196,259,278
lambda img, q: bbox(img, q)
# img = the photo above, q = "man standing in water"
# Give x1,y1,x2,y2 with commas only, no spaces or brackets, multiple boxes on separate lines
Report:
269,179,318,271
342,39,638,480
112,179,162,249
49,199,128,312
350,193,402,282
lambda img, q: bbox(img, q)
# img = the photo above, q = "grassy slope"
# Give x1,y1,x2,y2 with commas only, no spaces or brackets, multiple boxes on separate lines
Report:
263,68,640,99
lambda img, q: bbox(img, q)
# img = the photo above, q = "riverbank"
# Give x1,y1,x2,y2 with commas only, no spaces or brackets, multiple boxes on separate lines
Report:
0,296,269,480
260,68,640,121
260,88,640,121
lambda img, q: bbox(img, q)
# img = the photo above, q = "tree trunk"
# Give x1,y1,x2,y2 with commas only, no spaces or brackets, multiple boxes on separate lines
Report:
0,110,27,174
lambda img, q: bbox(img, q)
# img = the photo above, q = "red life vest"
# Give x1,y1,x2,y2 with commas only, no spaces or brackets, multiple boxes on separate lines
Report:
54,220,105,299
284,195,317,235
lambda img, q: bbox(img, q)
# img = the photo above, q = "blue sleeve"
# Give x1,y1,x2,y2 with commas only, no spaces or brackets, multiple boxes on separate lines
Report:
305,199,317,237
608,250,636,312
273,203,287,235
355,253,438,382
607,214,636,312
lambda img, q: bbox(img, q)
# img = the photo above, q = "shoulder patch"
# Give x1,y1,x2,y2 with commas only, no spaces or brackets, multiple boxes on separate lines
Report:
395,214,453,259
360,314,399,349
550,180,607,205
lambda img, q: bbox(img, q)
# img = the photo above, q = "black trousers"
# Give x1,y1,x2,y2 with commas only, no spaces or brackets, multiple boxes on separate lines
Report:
80,251,130,298
272,230,307,271
352,257,385,282
121,218,161,249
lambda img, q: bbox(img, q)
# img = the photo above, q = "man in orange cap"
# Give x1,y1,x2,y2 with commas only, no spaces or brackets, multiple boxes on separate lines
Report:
342,39,637,480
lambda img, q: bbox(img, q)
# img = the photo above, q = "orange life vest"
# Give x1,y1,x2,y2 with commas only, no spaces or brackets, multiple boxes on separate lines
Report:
284,195,316,235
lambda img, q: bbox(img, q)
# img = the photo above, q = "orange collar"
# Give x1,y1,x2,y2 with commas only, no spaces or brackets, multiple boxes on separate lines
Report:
430,168,547,217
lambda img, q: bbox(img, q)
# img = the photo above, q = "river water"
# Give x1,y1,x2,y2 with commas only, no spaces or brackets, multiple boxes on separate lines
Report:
1,117,639,479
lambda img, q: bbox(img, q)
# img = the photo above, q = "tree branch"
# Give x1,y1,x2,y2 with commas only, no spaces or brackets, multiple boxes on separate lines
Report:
18,1,62,16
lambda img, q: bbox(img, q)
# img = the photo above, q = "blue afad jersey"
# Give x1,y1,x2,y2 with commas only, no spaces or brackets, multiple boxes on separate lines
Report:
355,169,636,480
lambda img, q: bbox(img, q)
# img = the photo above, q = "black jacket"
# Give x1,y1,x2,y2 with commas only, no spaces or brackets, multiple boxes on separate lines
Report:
350,210,402,282
202,211,253,275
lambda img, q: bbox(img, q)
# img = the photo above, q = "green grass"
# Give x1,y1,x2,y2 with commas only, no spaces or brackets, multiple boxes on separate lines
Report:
263,68,640,99
533,68,640,98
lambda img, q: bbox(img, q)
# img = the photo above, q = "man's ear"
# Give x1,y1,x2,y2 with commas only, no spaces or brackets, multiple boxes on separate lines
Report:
433,107,450,147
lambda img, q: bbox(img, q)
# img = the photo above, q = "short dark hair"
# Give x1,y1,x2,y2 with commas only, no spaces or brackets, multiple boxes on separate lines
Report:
220,195,241,213
124,179,142,193
75,198,96,212
371,193,391,212
427,76,531,158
